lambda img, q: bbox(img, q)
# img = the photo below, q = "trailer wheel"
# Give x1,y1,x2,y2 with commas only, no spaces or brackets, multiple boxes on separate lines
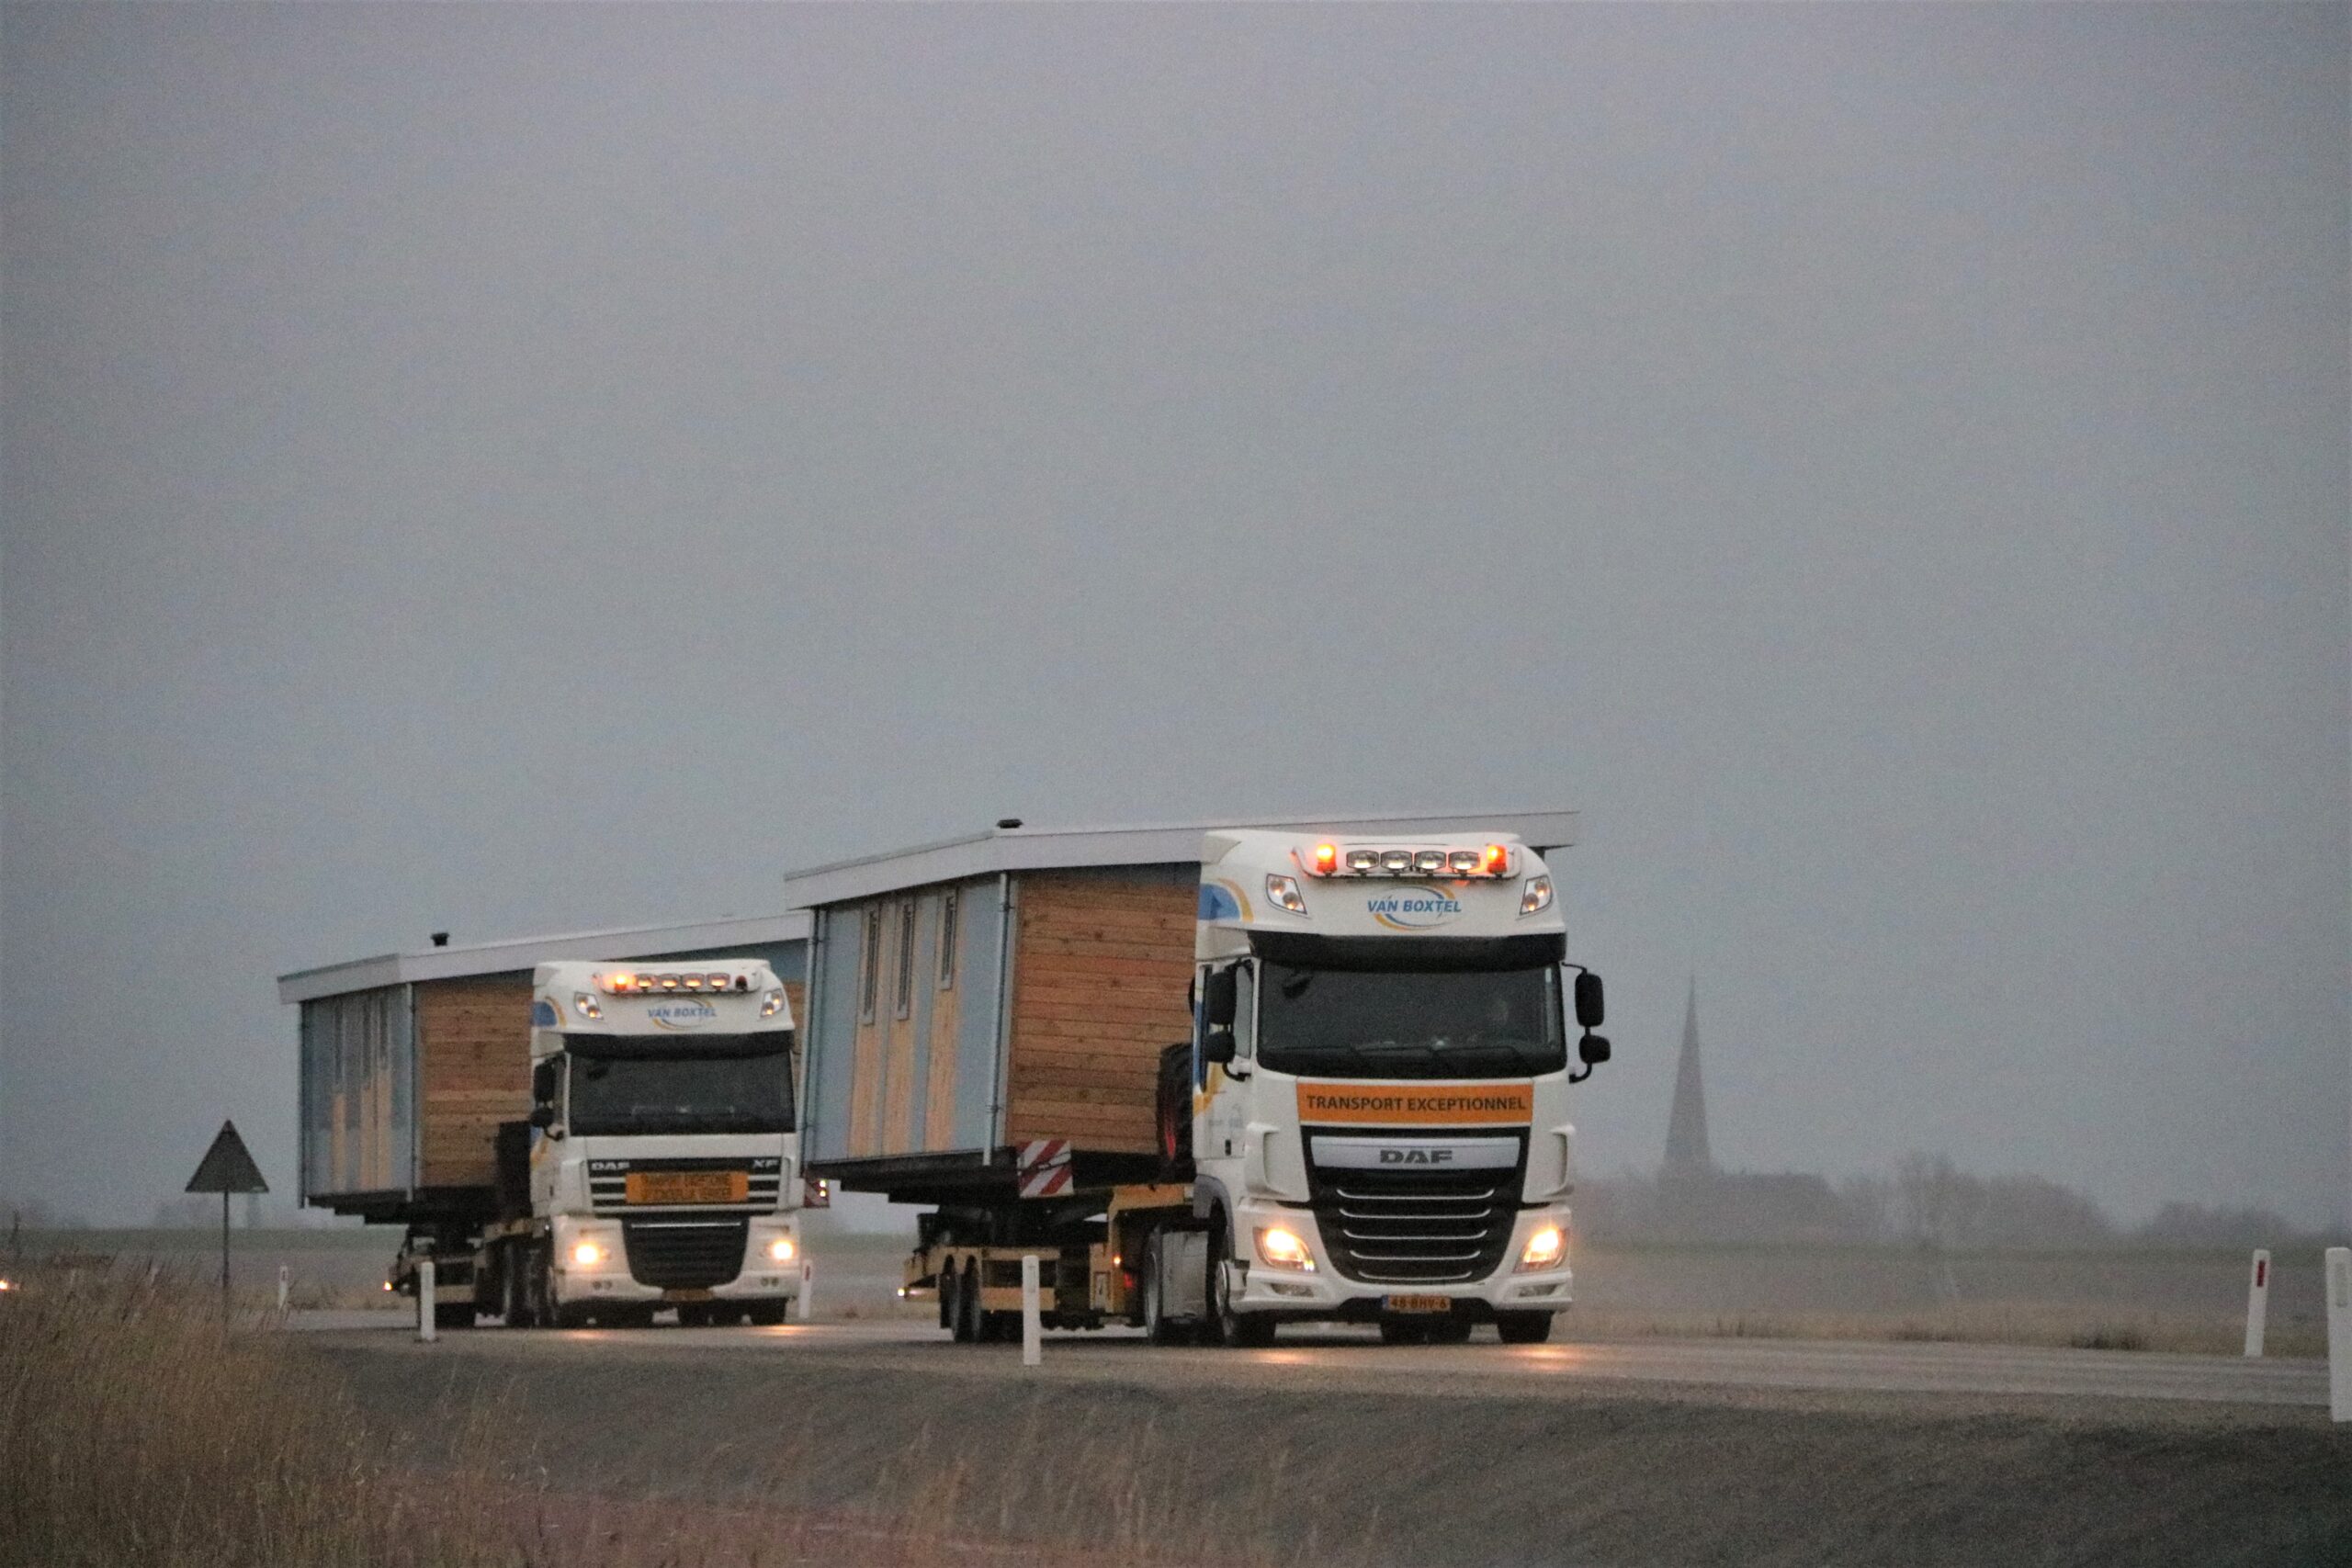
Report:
955,1260,981,1344
501,1255,529,1328
1495,1312,1554,1345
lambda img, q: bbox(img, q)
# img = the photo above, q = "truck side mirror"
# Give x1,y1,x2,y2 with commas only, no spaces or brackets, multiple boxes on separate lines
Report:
1204,966,1238,1030
527,1105,555,1130
1573,971,1605,1030
1203,1029,1237,1066
1578,1032,1611,1066
531,1059,556,1105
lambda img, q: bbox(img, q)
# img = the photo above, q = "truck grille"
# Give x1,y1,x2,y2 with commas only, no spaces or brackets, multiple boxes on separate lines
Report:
621,1217,747,1290
1311,1173,1517,1284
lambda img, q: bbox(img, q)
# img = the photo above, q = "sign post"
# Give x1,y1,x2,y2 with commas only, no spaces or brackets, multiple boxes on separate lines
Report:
2244,1249,2271,1359
184,1121,268,1306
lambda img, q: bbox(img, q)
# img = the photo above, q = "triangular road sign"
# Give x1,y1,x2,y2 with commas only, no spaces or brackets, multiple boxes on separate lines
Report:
185,1120,268,1195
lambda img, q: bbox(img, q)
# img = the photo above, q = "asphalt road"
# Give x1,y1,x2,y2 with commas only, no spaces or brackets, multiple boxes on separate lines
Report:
292,1311,2333,1411
295,1314,2352,1568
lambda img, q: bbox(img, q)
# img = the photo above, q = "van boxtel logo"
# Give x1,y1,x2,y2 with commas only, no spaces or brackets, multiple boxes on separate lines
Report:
646,999,718,1031
1364,889,1464,930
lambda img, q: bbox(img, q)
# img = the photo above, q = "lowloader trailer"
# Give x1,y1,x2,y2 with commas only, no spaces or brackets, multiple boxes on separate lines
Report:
278,918,811,1327
783,814,1610,1346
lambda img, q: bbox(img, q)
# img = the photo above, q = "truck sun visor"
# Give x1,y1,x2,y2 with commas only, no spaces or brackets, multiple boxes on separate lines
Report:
1246,931,1567,973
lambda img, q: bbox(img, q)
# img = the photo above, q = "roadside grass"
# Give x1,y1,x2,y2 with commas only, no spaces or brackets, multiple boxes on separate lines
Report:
0,1262,1318,1568
1560,1302,2325,1358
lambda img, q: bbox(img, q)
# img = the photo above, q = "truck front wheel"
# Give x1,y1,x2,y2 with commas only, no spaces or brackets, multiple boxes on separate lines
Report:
1496,1312,1555,1345
1207,1215,1273,1348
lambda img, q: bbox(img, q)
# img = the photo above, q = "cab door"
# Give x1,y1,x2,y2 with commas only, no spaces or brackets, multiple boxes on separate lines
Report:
1196,960,1255,1165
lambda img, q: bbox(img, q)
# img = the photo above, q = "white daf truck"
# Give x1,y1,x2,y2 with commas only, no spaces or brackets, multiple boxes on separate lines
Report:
393,959,805,1327
892,826,1611,1347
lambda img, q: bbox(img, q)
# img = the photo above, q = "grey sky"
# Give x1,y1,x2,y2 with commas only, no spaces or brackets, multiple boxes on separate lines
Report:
4,4,2345,1228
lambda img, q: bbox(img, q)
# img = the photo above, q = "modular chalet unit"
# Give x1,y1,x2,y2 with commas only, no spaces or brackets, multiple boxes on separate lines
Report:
278,914,810,1221
781,813,1578,1203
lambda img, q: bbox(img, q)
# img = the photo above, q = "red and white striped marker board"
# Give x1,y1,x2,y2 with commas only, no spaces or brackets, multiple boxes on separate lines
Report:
1017,1138,1071,1199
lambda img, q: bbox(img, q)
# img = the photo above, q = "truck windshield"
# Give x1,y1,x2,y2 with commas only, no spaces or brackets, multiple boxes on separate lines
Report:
1255,964,1565,1079
564,1039,794,1135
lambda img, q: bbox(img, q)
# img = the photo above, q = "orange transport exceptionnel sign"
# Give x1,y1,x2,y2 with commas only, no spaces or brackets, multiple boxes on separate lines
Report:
1294,1083,1533,1126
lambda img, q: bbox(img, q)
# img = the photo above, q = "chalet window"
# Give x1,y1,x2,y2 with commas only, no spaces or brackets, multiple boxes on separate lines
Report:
937,891,959,990
894,900,917,1019
858,907,882,1022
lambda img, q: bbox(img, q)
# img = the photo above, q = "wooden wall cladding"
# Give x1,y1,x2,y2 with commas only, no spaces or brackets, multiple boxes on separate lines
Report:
1005,873,1194,1153
416,976,534,1189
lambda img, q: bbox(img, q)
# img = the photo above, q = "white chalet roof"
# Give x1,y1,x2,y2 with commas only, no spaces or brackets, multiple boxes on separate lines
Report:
277,910,814,1004
775,810,1580,910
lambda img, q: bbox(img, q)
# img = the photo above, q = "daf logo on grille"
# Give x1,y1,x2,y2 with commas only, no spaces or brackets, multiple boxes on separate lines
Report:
1379,1147,1453,1166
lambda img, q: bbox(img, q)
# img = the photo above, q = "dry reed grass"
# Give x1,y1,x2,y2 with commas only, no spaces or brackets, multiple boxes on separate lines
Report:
0,1261,1306,1568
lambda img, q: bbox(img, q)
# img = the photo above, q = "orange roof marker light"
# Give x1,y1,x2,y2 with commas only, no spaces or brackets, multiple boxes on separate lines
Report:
1482,843,1510,875
1311,842,1340,876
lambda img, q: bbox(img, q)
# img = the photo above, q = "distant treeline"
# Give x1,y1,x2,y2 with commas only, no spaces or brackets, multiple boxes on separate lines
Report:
1577,1155,2335,1251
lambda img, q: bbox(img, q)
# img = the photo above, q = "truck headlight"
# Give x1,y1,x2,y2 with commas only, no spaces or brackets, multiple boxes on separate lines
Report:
767,1236,797,1263
1520,875,1554,916
572,1240,605,1267
760,988,787,1019
1265,874,1306,915
1254,1226,1316,1271
1517,1224,1565,1271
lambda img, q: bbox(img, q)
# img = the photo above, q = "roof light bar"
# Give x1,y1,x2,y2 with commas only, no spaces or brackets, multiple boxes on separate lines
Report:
597,970,758,996
1302,842,1517,879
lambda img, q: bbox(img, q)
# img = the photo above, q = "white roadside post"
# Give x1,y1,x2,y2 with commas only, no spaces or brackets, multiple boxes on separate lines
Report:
1021,1254,1042,1367
2244,1249,2270,1358
417,1258,437,1344
797,1258,814,1323
2327,1247,2351,1423
277,1264,290,1314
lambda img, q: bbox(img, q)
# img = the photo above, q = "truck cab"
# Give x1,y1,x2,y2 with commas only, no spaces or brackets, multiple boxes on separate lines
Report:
492,958,804,1326
1180,829,1607,1344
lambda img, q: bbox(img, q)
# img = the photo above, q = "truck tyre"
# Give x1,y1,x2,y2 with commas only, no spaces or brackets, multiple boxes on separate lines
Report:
747,1302,788,1327
1141,1235,1182,1346
434,1301,474,1332
1207,1214,1273,1348
955,1260,981,1344
1496,1312,1555,1345
501,1251,530,1329
938,1264,957,1332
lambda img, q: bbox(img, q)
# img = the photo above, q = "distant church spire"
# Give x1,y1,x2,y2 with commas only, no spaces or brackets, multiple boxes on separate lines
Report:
1663,977,1715,1179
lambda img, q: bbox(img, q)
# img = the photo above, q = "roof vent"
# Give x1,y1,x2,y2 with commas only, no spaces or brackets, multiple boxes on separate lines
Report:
430,931,449,948
995,818,1023,830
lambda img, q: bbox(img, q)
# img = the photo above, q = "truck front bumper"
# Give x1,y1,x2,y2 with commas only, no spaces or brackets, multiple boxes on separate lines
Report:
1224,1200,1574,1319
548,1213,800,1307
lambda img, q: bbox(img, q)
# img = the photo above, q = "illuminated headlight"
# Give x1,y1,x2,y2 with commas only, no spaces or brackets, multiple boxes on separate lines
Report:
1412,849,1446,874
1345,850,1380,874
760,987,787,1019
1254,1226,1316,1272
571,1240,606,1268
1520,875,1554,916
767,1236,797,1263
1518,1224,1566,1271
572,992,604,1021
1448,849,1481,874
1379,850,1412,874
0,1278,14,1293
1265,874,1307,915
